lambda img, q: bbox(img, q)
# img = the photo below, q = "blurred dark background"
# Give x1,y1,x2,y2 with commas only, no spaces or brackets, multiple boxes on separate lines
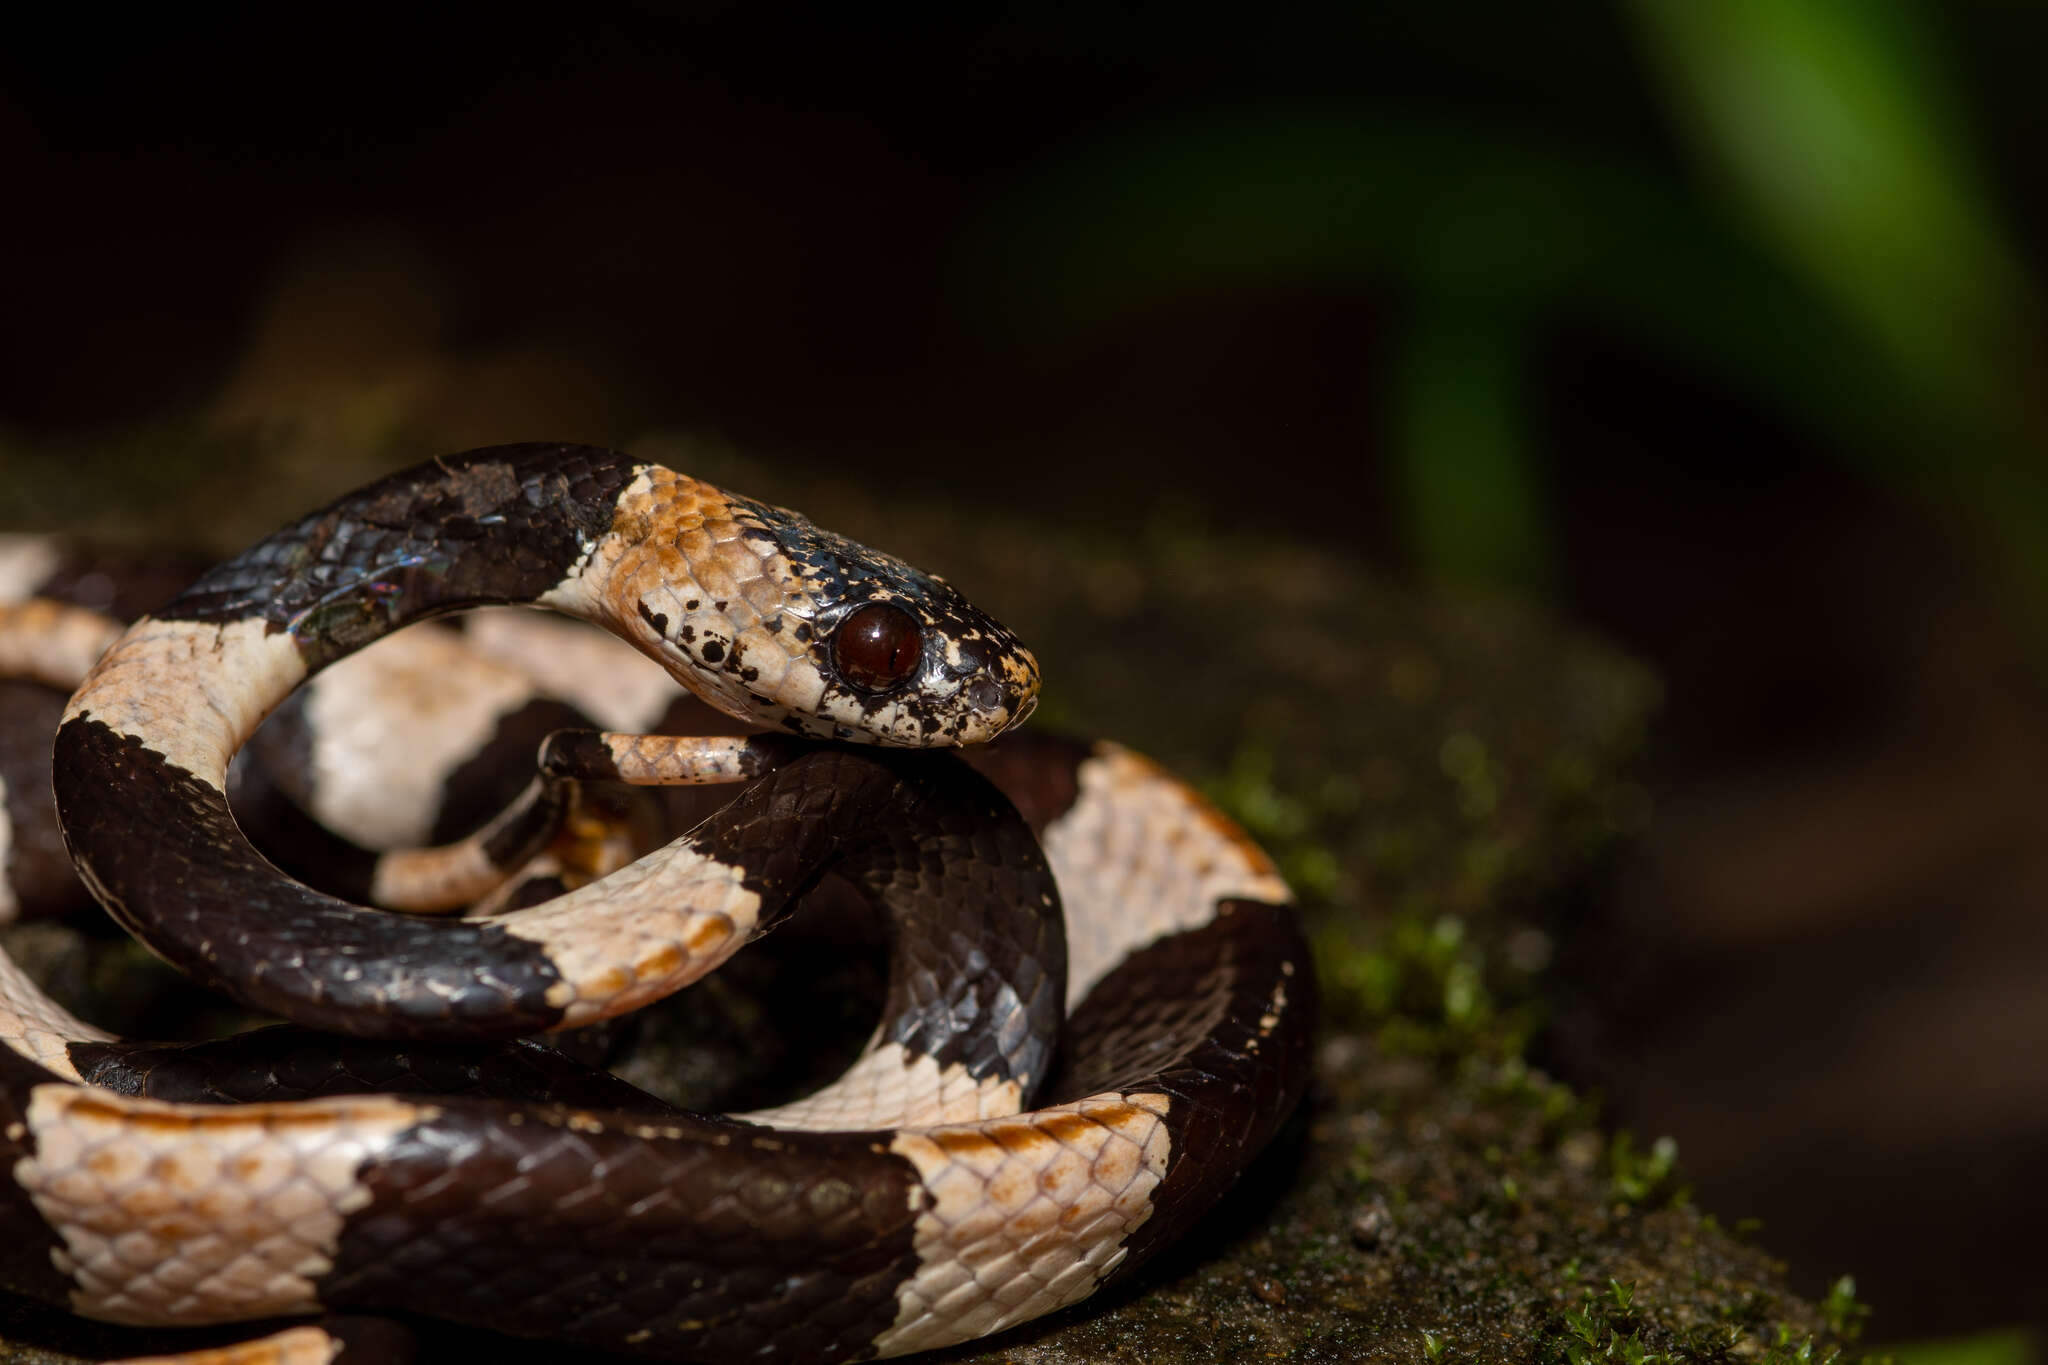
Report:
4,3,2044,1355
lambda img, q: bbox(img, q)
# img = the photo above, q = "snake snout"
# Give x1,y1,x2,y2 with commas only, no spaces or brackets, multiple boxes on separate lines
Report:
984,655,1040,734
945,628,1040,745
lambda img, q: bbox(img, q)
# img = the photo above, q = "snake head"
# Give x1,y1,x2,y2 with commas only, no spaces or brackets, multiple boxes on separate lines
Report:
584,468,1041,747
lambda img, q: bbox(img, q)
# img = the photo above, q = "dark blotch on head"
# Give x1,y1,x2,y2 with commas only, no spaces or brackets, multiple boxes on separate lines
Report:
833,602,923,694
636,601,669,637
701,640,727,664
954,637,991,675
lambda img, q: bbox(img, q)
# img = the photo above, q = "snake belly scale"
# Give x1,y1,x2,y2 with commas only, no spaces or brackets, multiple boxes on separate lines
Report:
0,445,1313,1362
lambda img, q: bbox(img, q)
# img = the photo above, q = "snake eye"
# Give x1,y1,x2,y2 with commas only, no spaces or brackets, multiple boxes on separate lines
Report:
833,602,924,693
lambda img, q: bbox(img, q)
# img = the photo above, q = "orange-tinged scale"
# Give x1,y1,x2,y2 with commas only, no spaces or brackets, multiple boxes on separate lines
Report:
1024,1110,1107,1147
189,1184,254,1223
152,1146,221,1191
119,1323,340,1365
1188,798,1282,883
262,1104,393,1135
1058,1195,1105,1227
581,966,633,999
77,1102,196,1136
1089,1138,1142,1189
742,574,786,615
135,1213,209,1243
86,1143,148,1182
1123,1092,1171,1120
987,1121,1062,1160
635,942,686,979
922,1161,983,1205
684,917,732,954
107,1178,183,1219
691,562,738,604
64,1095,353,1139
982,1165,1037,1212
1006,1198,1062,1241
1039,1152,1088,1196
925,1128,1006,1163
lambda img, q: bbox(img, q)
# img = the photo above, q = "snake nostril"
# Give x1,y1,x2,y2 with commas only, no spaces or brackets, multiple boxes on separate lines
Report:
966,678,1002,712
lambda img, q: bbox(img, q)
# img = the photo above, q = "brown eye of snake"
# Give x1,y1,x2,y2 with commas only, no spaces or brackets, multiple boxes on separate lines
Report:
833,602,924,692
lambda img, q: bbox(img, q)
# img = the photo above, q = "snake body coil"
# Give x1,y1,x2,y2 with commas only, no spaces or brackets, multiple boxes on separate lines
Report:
0,445,1311,1362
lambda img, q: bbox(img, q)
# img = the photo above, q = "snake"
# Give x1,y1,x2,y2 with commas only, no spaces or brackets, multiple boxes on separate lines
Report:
0,444,1312,1363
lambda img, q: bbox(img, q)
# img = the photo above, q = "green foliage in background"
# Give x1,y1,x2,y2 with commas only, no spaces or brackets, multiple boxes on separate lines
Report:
973,0,2046,606
1885,1330,2039,1365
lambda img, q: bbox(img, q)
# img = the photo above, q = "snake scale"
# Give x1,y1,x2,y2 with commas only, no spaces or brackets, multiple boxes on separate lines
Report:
0,445,1312,1363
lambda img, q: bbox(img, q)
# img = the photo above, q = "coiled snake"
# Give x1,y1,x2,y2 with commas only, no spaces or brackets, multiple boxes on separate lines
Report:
0,445,1311,1363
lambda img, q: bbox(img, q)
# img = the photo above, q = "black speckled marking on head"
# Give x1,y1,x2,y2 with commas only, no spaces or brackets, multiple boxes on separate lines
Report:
53,717,567,1041
324,1102,928,1362
635,600,668,638
721,493,1034,742
155,444,643,670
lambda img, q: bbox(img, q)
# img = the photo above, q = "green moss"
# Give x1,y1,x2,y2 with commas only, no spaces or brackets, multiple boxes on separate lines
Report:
1608,1134,1685,1209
